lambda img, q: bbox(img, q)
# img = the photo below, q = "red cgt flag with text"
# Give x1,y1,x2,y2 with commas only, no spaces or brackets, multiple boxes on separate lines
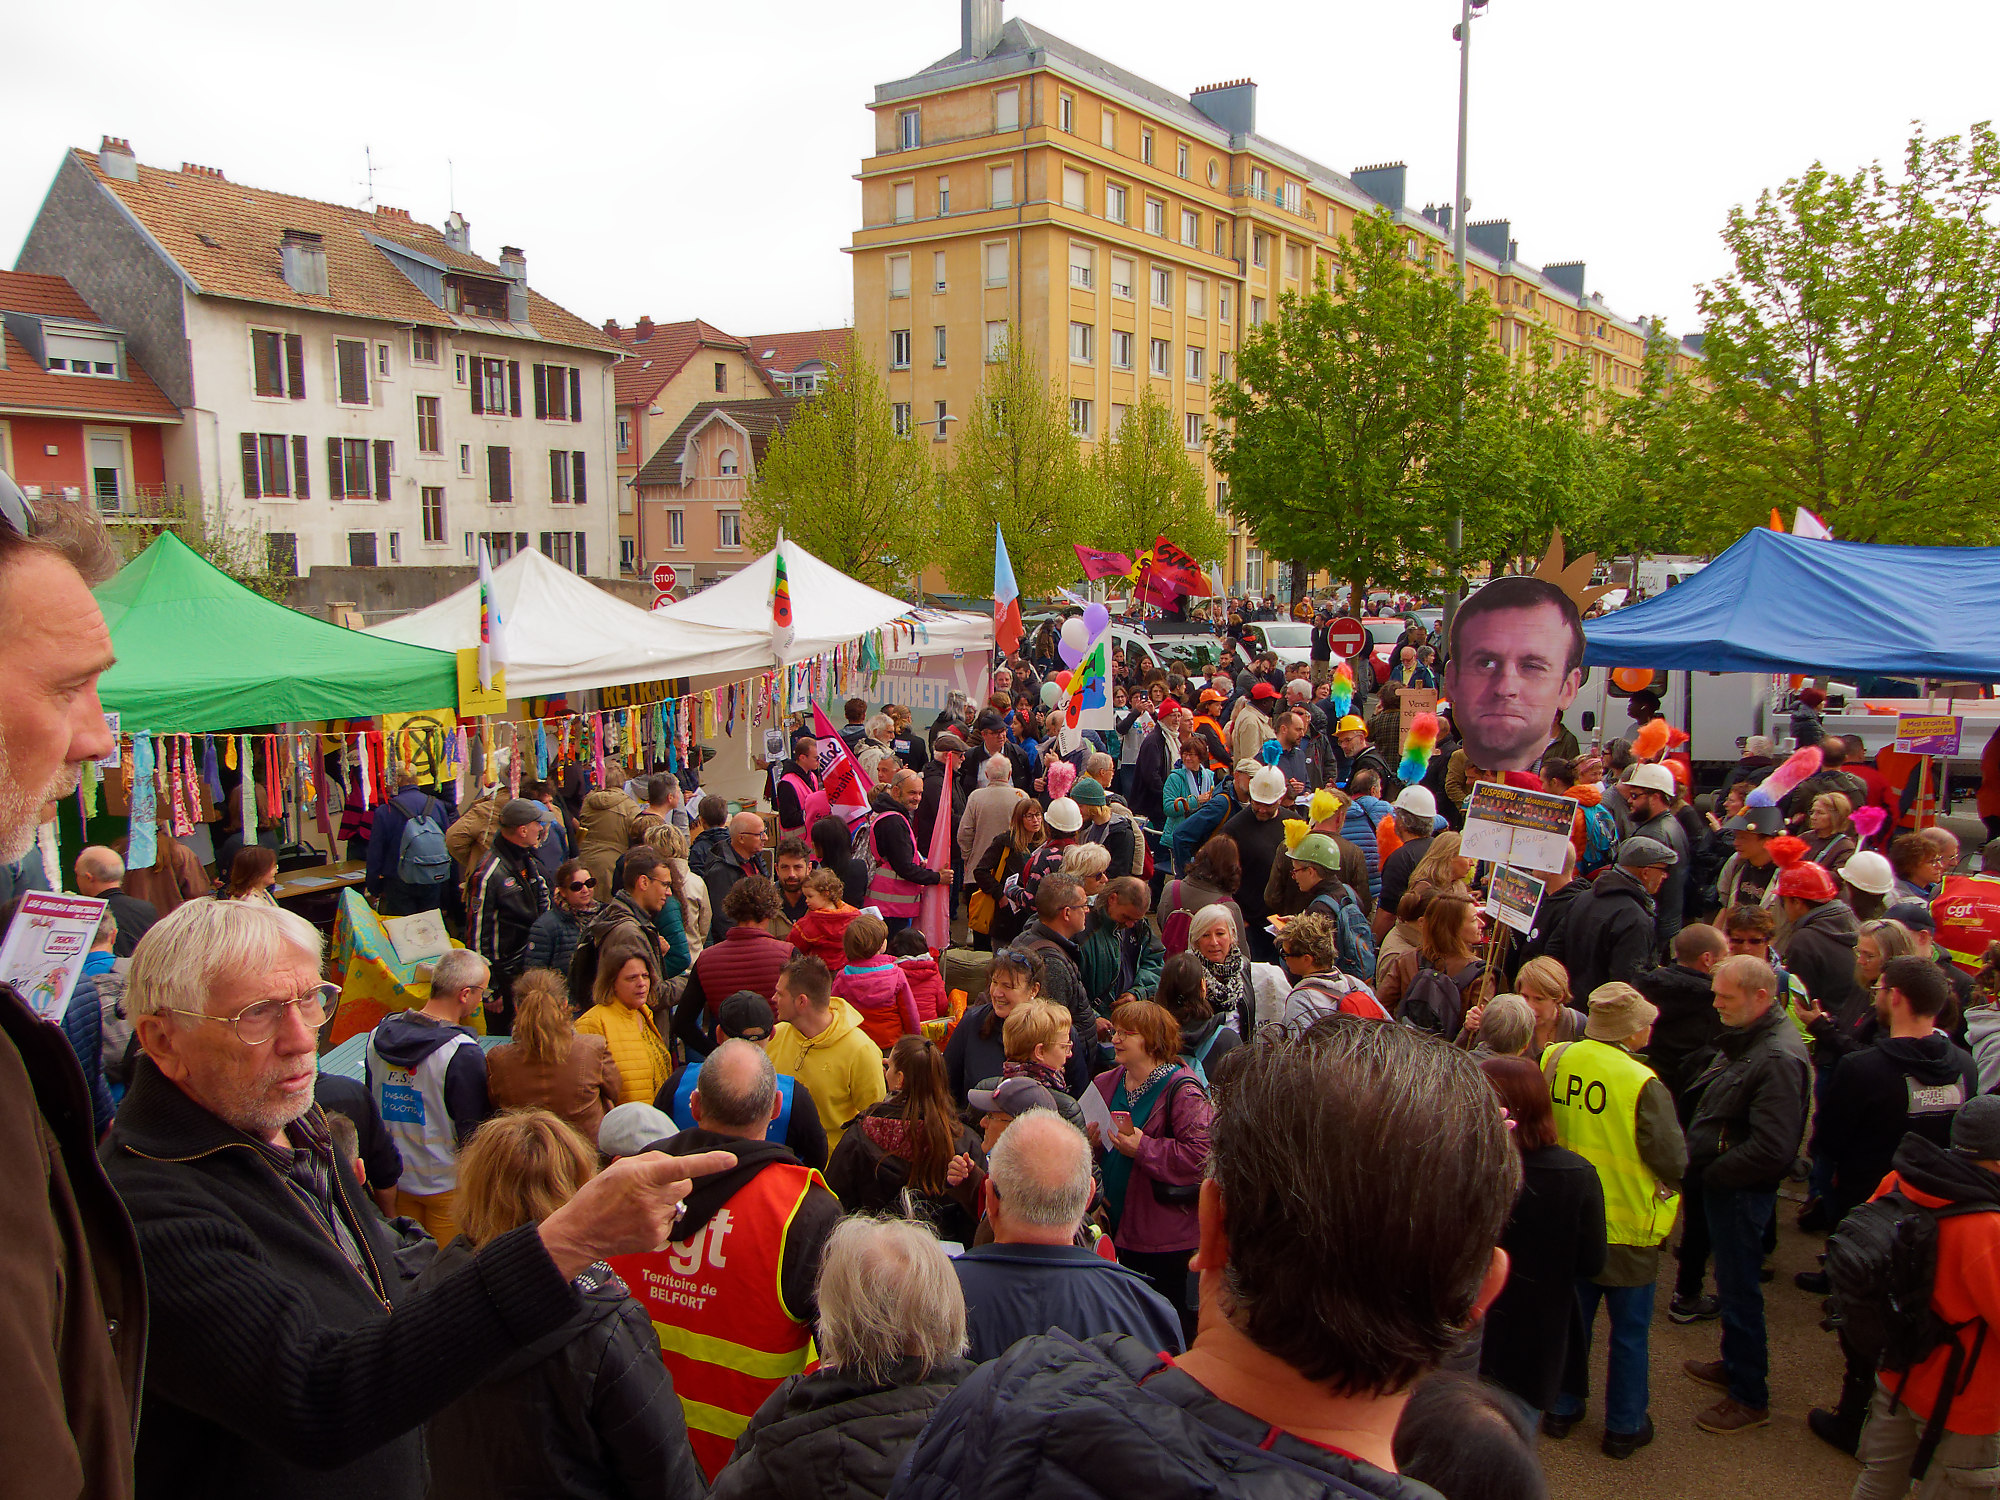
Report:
811,701,873,825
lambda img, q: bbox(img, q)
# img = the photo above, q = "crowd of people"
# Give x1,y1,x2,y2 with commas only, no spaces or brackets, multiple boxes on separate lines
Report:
10,482,2000,1500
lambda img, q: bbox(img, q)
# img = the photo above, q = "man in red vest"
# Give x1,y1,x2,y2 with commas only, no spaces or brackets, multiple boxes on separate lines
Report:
611,1038,840,1480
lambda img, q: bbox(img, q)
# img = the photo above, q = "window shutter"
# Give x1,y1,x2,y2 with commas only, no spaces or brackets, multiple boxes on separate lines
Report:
284,335,306,400
292,436,309,499
572,451,586,504
470,359,484,415
549,450,563,500
569,367,583,423
532,364,547,420
508,361,522,417
327,437,344,500
373,441,392,501
573,532,586,575
239,434,261,499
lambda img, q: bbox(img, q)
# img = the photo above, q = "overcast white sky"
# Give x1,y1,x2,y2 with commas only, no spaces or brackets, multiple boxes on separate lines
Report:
6,0,1996,341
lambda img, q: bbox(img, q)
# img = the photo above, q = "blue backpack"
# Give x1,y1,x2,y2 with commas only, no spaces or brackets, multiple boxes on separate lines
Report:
1309,887,1378,982
1578,802,1619,877
395,799,452,886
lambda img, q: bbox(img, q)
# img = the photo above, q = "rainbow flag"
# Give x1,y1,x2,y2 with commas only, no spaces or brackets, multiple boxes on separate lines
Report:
770,543,794,654
1063,635,1113,731
994,527,1022,655
476,538,508,692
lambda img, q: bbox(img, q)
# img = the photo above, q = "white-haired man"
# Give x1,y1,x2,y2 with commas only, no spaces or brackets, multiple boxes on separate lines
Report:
75,844,157,956
953,1108,1182,1361
106,897,736,1498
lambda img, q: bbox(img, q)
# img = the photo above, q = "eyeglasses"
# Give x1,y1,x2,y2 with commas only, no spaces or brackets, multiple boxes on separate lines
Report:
568,878,596,891
158,981,340,1046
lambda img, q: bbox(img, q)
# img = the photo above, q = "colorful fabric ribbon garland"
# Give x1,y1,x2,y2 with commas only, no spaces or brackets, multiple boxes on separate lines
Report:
129,732,157,870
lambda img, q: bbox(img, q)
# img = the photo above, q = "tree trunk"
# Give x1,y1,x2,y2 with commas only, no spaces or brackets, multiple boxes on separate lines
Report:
1288,558,1309,607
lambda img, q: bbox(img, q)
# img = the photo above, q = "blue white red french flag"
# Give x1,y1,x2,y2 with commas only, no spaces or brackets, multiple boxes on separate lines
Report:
993,526,1023,655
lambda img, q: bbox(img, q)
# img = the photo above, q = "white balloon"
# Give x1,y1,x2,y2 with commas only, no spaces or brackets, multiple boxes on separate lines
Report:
1060,617,1090,652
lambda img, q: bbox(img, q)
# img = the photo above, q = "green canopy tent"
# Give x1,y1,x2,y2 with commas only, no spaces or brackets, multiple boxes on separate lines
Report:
94,532,459,733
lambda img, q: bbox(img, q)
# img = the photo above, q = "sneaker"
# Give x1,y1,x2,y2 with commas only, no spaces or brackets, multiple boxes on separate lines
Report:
1669,1294,1721,1324
1602,1415,1655,1460
1795,1269,1832,1294
1542,1408,1582,1440
1697,1397,1771,1434
1683,1358,1731,1391
1808,1407,1862,1455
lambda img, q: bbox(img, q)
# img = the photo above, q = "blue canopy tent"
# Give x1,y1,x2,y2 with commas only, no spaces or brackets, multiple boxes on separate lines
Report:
1581,529,2000,677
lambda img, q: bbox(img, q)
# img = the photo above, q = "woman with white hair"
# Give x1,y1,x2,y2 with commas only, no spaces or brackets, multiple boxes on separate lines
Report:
1058,842,1113,902
708,1215,973,1500
1186,904,1253,1040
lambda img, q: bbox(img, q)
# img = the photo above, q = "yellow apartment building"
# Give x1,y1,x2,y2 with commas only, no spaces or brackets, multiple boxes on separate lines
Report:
853,2,1698,597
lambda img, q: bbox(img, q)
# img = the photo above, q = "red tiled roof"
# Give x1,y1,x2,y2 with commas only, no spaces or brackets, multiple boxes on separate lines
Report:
0,270,181,423
746,328,849,381
603,318,780,408
633,397,808,488
72,149,617,355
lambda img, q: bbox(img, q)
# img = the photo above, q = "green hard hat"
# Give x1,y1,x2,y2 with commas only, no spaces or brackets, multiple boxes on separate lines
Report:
1292,832,1341,873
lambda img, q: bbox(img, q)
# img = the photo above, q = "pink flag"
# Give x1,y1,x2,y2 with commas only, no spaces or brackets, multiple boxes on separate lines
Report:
918,750,958,950
810,701,874,825
1074,544,1135,581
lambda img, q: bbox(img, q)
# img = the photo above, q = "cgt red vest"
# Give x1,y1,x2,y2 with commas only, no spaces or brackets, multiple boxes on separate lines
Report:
610,1161,824,1479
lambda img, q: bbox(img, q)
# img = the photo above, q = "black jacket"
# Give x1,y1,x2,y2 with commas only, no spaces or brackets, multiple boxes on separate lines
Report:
825,1101,986,1247
1548,868,1658,999
416,1237,705,1500
1635,962,1723,1104
651,1127,842,1328
526,901,596,978
688,825,732,879
712,1357,976,1500
1378,835,1435,918
1789,900,1871,1061
1481,1144,1607,1413
1133,728,1174,825
1686,1003,1812,1194
468,835,552,975
1819,1032,1977,1221
1512,875,1588,977
104,1057,579,1500
313,1073,403,1195
888,1331,1443,1500
703,841,772,944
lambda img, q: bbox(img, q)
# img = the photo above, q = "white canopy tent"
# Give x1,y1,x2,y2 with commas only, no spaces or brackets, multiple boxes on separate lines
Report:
660,539,993,663
365,546,771,698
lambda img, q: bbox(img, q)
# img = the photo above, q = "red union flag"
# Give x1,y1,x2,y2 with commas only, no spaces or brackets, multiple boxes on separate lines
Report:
1150,535,1213,596
811,702,873,825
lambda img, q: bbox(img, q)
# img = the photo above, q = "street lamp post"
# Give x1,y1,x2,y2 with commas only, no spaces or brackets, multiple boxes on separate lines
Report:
1442,0,1487,646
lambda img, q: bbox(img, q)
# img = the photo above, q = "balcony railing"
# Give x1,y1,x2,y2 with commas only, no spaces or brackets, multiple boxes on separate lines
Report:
1231,182,1311,219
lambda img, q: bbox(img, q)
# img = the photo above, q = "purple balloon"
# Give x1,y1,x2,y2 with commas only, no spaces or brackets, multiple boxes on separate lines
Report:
1058,638,1084,668
1083,603,1111,637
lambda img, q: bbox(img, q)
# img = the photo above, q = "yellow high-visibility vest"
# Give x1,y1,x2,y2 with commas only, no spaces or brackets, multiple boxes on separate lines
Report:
1543,1038,1679,1248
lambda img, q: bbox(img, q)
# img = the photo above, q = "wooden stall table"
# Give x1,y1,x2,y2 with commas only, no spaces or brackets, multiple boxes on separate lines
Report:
272,859,366,902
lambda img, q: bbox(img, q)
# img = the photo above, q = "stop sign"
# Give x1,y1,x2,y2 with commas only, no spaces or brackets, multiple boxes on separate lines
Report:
1325,617,1367,659
650,592,674,612
651,563,678,591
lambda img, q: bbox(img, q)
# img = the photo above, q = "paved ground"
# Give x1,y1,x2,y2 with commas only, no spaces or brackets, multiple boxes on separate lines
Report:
1543,1186,1859,1500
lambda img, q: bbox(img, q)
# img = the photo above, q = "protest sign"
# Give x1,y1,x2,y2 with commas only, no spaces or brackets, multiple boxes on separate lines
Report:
0,892,109,1022
1459,782,1578,875
1485,866,1547,936
1895,714,1963,757
1398,687,1437,737
810,701,874,824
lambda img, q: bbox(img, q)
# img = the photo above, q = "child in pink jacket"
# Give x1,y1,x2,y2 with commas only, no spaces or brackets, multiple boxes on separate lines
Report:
831,912,920,1050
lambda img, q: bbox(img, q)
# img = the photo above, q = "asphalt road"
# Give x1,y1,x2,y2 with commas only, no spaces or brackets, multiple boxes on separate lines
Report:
1541,1187,1859,1500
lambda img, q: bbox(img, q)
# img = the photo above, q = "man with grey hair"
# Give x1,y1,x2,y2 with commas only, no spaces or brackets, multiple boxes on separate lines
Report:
363,947,491,1245
0,480,141,1498
703,809,772,942
953,1110,1183,1361
105,895,738,1498
75,843,157,956
620,1034,841,1479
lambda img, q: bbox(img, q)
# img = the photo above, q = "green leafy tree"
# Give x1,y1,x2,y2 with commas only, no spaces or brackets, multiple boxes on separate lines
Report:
1688,122,2000,544
743,334,935,591
1595,319,1703,563
1092,383,1227,566
935,331,1101,597
1209,208,1508,618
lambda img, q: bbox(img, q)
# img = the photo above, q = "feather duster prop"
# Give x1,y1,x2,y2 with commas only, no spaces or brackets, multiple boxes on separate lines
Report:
1045,760,1077,801
1633,718,1672,762
1399,712,1439,786
1331,663,1355,720
1747,746,1822,808
1766,834,1810,870
1850,805,1889,848
1282,819,1310,852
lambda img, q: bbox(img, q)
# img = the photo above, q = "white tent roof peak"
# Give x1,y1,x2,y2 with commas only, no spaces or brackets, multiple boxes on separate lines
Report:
365,546,770,697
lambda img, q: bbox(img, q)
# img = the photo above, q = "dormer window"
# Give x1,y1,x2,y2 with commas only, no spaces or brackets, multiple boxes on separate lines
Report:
45,329,121,377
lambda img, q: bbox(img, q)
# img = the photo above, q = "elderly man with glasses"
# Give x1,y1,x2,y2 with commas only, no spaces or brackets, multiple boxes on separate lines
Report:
106,896,736,1499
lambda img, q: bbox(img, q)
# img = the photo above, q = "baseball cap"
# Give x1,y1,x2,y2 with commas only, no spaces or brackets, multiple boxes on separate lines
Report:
1886,900,1937,933
1841,851,1896,896
1068,777,1108,807
1723,806,1784,836
1292,832,1342,873
1249,766,1287,805
1198,687,1224,706
499,798,546,828
1335,715,1367,735
718,990,776,1038
968,1075,1061,1117
597,1103,675,1159
1626,764,1677,797
1616,836,1678,869
1250,681,1279,701
1392,785,1437,821
1044,797,1083,833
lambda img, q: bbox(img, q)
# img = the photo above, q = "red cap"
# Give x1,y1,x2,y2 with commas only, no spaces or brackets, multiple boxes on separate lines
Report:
1777,861,1840,902
1250,681,1279,701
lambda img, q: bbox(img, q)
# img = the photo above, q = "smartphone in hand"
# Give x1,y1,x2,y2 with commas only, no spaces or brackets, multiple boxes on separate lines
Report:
1111,1111,1132,1133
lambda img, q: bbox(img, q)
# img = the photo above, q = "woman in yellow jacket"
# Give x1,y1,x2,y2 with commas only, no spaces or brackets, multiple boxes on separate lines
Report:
573,935,674,1107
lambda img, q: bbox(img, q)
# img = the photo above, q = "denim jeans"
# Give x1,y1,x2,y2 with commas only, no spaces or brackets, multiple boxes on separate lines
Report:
1554,1280,1656,1435
1707,1183,1776,1410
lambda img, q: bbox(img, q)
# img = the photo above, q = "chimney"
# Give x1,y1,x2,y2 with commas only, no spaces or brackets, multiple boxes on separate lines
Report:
1421,202,1452,233
180,162,226,180
961,0,1002,61
1350,162,1406,213
1189,79,1256,137
279,228,329,297
373,204,412,222
1543,260,1587,300
99,137,137,182
1508,238,1519,261
1466,218,1510,263
498,246,528,321
443,211,471,254
603,317,621,336
635,315,655,342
